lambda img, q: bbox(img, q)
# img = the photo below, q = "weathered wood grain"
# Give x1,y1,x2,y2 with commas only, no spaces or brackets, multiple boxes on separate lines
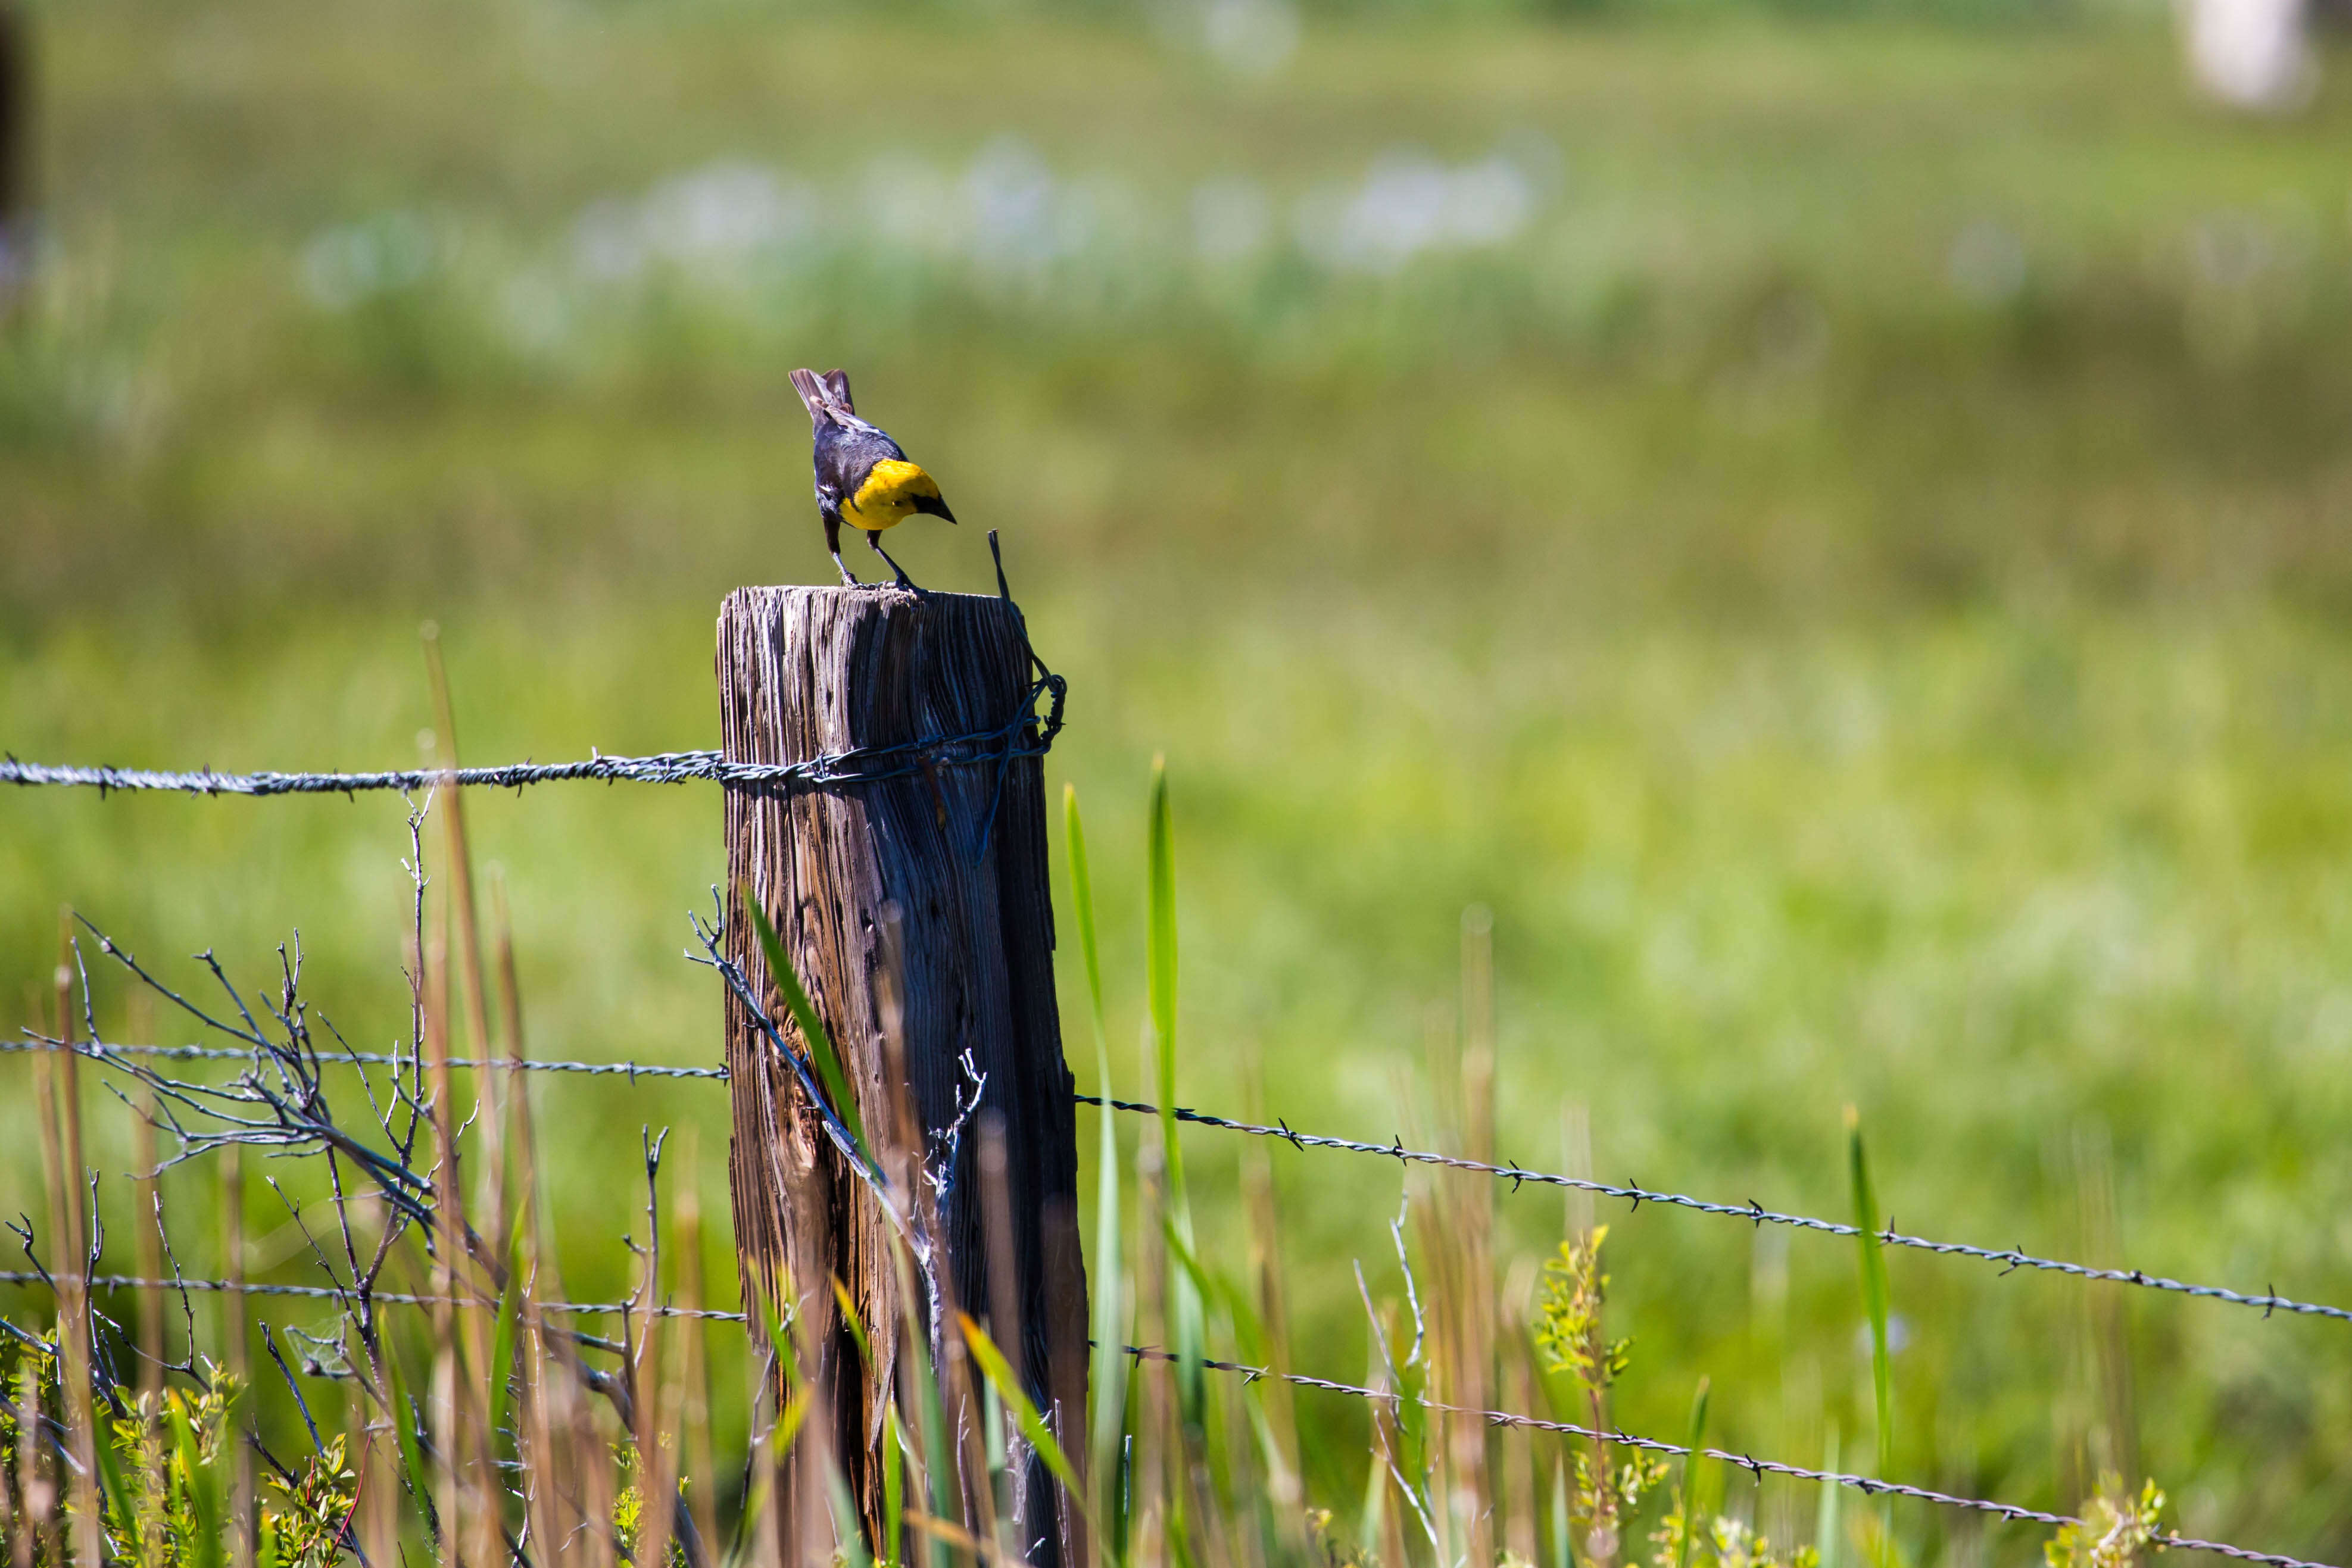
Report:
718,585,1085,1564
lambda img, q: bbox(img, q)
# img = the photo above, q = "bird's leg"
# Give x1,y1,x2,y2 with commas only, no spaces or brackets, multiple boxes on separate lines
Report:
826,513,860,587
866,529,921,593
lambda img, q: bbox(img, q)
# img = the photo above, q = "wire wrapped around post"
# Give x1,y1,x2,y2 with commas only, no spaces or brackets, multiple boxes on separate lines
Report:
716,585,1087,1567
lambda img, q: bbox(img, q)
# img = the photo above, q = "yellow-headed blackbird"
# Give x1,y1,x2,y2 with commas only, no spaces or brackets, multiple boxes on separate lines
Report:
790,367,956,591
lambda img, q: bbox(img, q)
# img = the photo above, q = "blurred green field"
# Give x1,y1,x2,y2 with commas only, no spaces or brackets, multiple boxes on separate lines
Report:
7,0,2352,1557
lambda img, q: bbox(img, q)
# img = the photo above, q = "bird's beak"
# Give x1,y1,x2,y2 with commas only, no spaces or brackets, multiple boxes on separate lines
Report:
916,495,958,524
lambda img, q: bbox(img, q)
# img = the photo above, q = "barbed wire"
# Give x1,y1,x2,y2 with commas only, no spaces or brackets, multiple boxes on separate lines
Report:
14,1037,2340,1326
1,1038,730,1081
0,665,1064,801
1121,1345,2337,1568
0,1269,747,1322
4,1266,2325,1567
1079,1095,2352,1327
1,1260,2332,1561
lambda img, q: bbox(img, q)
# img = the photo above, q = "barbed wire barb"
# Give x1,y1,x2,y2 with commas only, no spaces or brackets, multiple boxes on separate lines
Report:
1077,1094,2352,1328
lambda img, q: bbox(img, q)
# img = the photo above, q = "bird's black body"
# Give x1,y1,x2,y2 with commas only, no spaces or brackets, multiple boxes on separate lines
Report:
791,367,955,589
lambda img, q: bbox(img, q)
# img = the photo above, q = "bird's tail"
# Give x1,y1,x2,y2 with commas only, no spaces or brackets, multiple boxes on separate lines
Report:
790,367,857,426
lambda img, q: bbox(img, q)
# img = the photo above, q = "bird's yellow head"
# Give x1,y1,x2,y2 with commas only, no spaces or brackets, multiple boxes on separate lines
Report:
844,459,957,531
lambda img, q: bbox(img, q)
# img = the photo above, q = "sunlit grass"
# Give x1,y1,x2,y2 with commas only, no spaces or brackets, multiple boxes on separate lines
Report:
7,0,2352,1552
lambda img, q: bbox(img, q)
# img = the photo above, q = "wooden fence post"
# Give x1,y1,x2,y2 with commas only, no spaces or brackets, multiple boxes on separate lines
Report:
717,585,1087,1566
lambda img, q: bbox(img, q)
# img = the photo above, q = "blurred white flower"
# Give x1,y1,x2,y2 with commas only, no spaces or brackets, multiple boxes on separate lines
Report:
2183,0,2314,113
1854,1313,1912,1357
640,161,813,265
570,161,814,285
1295,146,1537,275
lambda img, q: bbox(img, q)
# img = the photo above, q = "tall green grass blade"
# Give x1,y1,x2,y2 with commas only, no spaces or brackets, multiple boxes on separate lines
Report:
1816,1423,1843,1568
744,887,870,1163
1145,760,1206,1428
378,1330,428,1526
1065,783,1108,1038
1146,760,1179,1159
171,1396,226,1568
1550,1457,1573,1568
1845,1108,1893,1482
486,1220,523,1467
1065,783,1130,1564
1847,1107,1895,1567
1674,1376,1711,1568
884,1404,906,1568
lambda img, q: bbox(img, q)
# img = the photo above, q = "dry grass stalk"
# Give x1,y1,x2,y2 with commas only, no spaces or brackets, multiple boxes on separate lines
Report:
1501,1260,1543,1567
222,1138,255,1568
129,991,165,1401
41,949,103,1568
419,872,501,1566
1130,1135,1170,1568
14,1346,52,1568
629,1152,682,1568
425,628,509,1248
673,1148,721,1561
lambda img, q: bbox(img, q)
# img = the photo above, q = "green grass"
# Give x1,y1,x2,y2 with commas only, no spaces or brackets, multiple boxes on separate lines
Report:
8,0,2352,1556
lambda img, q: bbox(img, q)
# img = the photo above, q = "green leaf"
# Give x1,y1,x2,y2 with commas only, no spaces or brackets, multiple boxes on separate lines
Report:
172,1395,226,1568
1848,1105,1896,1567
378,1330,429,1534
883,1404,906,1568
744,886,870,1163
1551,1457,1574,1568
1144,760,1206,1428
1816,1423,1843,1568
1674,1376,1711,1568
958,1313,1091,1515
486,1219,524,1469
1065,785,1129,1563
1846,1107,1894,1486
1146,758,1180,1172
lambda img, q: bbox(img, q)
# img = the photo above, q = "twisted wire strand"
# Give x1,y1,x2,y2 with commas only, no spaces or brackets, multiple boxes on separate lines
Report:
0,1282,2324,1561
1079,1095,2352,1327
1,1038,729,1080
1118,1345,2335,1568
14,1038,2339,1326
0,1269,745,1321
0,667,1063,799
